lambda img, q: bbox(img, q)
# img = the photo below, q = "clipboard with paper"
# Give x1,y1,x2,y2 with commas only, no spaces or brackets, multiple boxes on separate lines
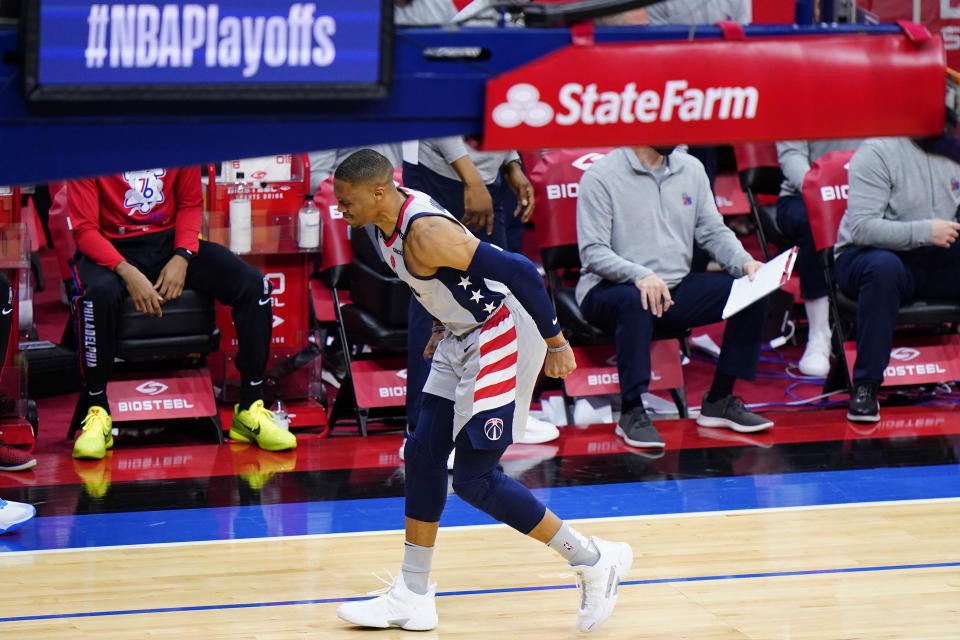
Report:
721,247,799,319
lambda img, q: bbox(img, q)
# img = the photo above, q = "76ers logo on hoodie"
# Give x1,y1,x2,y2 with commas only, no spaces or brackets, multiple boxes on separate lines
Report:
122,169,166,215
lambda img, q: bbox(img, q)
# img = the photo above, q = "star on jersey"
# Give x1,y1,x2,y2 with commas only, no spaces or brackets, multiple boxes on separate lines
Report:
458,276,472,289
470,290,484,303
483,302,497,314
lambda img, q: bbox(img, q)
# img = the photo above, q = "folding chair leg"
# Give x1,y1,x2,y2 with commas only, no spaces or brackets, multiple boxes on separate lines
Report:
357,408,369,437
746,191,772,261
209,412,224,444
669,387,688,419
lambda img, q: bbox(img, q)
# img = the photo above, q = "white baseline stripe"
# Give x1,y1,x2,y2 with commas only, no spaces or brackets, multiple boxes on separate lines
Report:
3,496,958,558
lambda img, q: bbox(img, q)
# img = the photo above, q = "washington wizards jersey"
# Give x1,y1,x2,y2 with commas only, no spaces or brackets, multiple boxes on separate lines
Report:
377,188,509,336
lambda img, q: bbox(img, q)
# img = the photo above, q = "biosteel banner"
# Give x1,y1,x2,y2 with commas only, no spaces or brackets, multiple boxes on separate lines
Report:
844,335,960,387
563,341,683,397
108,370,217,420
483,33,945,150
351,359,408,408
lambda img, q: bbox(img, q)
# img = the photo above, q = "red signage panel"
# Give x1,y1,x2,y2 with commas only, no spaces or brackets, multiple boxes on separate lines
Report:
564,341,684,397
529,148,611,251
483,33,945,149
858,1,960,70
351,358,409,408
217,254,309,350
108,369,217,421
844,334,960,387
802,150,857,252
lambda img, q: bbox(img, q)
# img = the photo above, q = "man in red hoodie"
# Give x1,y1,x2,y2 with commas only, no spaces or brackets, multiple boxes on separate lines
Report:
67,167,296,459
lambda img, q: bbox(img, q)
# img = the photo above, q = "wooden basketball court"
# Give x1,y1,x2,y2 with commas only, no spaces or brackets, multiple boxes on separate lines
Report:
3,498,958,638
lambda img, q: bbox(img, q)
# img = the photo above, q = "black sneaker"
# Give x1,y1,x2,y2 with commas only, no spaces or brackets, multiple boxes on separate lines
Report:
847,382,880,423
615,407,665,448
696,394,773,433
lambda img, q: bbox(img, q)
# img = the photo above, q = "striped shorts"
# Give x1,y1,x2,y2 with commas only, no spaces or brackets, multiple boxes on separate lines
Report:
422,295,546,448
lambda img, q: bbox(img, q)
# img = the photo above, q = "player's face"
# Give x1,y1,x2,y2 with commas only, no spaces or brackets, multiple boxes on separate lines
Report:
333,179,381,228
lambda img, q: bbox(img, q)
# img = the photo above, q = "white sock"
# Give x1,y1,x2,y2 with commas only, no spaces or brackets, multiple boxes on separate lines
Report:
804,297,831,339
547,522,600,567
401,542,434,595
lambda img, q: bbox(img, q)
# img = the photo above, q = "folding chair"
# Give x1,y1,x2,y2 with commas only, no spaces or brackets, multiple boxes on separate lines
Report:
734,143,789,261
804,149,960,392
314,172,409,435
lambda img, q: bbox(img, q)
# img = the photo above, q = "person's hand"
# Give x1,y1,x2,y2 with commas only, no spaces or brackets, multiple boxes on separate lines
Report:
423,328,444,359
504,162,535,222
116,262,163,317
743,260,764,281
634,274,673,318
461,181,494,236
931,219,960,248
544,336,576,378
155,254,188,303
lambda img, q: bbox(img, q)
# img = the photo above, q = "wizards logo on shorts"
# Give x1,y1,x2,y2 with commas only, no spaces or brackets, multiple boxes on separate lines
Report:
483,417,504,441
951,179,960,193
681,193,693,205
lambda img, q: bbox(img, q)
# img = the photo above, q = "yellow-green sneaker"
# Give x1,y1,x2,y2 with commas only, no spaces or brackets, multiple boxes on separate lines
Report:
229,400,297,451
73,406,113,460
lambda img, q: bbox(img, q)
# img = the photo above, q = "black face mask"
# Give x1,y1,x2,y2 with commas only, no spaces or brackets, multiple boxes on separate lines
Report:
651,145,676,157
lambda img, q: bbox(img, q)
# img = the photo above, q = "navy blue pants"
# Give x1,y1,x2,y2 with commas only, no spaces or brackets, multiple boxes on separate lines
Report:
580,272,768,406
834,243,960,384
776,194,828,300
401,162,507,428
404,394,546,533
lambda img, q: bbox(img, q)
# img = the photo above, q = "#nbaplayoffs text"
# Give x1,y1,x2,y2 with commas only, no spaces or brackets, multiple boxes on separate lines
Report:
85,3,336,78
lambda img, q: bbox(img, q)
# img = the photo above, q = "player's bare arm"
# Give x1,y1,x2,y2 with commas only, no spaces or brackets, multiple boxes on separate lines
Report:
404,216,575,379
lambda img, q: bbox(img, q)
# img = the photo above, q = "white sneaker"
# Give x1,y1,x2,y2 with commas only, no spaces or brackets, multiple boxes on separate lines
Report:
574,537,633,632
0,498,35,534
337,573,438,631
798,332,832,378
517,416,560,444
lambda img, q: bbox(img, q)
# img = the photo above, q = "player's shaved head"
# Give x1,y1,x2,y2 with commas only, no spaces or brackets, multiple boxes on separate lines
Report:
334,148,394,186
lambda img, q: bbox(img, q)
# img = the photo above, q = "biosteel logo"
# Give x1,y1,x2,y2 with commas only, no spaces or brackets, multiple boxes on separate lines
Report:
492,80,759,129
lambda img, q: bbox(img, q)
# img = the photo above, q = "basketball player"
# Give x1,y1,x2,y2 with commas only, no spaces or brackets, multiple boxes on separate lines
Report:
332,149,633,633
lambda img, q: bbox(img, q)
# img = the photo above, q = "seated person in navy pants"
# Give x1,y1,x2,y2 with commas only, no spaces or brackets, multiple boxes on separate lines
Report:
577,146,773,449
834,137,960,423
67,167,296,459
776,139,863,377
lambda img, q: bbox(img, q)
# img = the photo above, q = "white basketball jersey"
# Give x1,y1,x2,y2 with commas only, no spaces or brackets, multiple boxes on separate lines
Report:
377,188,509,336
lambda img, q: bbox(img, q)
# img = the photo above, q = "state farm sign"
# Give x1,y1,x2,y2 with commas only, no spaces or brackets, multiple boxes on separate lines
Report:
483,34,944,150
493,80,758,130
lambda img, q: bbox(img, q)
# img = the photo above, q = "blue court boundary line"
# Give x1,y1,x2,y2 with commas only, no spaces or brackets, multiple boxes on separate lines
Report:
3,560,958,623
6,464,960,554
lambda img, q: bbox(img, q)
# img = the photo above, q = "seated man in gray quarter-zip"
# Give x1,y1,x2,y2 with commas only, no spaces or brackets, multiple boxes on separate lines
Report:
834,137,960,424
577,146,773,449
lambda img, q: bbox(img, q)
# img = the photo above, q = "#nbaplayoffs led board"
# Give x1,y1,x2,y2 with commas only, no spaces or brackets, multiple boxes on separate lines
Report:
22,0,392,101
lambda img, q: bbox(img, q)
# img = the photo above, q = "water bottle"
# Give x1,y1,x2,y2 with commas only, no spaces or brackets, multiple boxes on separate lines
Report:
297,193,321,249
229,171,252,253
271,397,290,431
